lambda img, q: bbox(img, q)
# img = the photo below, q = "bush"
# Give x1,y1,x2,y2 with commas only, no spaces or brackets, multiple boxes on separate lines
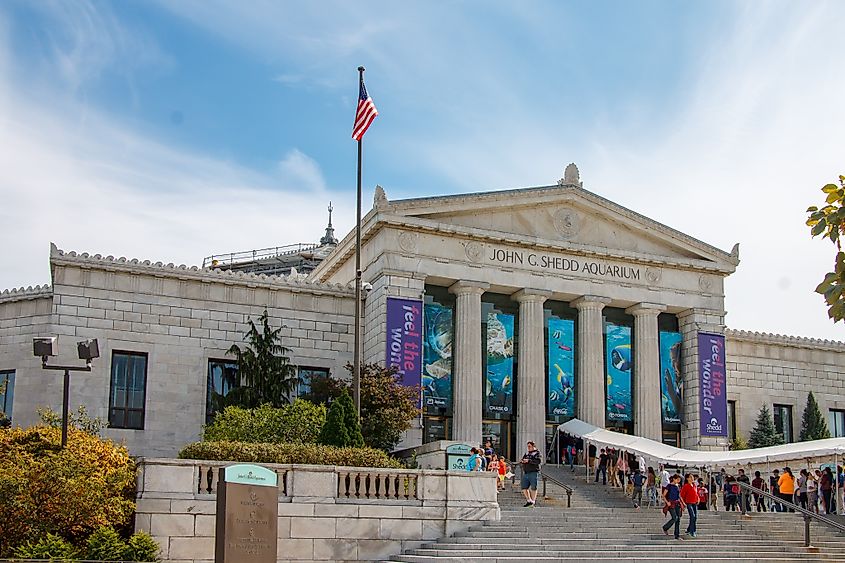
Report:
12,532,79,559
179,440,403,468
0,425,135,556
125,531,160,562
357,363,420,451
204,400,326,444
86,526,127,561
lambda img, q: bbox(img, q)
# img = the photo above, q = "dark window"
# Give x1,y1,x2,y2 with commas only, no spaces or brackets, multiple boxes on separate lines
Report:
773,404,794,443
207,359,239,424
829,409,845,438
297,366,330,397
108,352,147,429
0,370,15,424
727,400,737,441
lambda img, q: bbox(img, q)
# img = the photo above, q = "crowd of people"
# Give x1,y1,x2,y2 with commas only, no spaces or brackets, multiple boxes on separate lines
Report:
584,443,845,540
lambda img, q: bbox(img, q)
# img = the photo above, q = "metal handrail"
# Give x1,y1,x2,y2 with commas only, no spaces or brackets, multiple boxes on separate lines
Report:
541,471,573,508
737,481,845,548
202,243,319,268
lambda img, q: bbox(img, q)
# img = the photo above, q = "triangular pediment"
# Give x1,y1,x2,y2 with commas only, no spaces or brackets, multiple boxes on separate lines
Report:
383,184,737,268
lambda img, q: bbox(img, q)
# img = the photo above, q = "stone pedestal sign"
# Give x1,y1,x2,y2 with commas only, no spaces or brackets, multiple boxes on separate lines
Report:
214,464,278,563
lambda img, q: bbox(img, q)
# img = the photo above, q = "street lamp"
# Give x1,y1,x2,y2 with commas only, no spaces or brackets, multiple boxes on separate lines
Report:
33,337,100,448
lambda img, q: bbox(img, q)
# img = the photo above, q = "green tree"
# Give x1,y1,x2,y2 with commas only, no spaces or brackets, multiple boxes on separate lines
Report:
807,175,845,323
800,391,831,441
356,363,421,452
223,310,298,408
318,392,351,447
337,390,364,448
748,405,785,448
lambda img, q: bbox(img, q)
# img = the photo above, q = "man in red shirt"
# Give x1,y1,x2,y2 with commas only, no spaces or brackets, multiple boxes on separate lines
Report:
680,473,700,538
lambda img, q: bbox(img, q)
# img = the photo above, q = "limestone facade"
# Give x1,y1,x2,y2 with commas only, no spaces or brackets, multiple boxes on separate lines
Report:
1,172,844,459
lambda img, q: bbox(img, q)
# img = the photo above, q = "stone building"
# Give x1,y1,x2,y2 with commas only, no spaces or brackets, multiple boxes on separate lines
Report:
1,165,844,460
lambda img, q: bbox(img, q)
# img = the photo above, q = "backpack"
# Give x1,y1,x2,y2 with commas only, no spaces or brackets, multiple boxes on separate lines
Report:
731,483,740,494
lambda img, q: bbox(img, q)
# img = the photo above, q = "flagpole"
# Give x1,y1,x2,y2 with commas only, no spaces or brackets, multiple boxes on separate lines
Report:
353,65,365,418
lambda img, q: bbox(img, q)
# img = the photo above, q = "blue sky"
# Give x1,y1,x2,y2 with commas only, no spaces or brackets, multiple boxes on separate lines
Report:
1,1,845,340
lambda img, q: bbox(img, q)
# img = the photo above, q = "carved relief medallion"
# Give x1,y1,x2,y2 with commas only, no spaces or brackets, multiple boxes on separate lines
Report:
553,207,579,239
699,274,713,292
465,241,483,263
645,267,661,284
398,231,418,252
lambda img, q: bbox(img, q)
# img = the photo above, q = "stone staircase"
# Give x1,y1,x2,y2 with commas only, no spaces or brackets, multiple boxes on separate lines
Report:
384,465,845,562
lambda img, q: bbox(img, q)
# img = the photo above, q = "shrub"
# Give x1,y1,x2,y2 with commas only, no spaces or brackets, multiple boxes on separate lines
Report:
38,405,106,436
12,532,79,560
125,531,161,562
204,400,326,444
0,425,135,556
179,440,403,468
85,526,127,561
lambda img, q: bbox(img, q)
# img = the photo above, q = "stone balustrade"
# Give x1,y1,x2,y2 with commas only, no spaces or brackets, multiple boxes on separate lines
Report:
135,458,499,563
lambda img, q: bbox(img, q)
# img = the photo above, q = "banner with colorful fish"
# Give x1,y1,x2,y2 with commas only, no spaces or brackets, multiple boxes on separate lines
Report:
659,331,684,425
422,302,453,411
547,317,575,417
484,312,514,415
605,323,633,422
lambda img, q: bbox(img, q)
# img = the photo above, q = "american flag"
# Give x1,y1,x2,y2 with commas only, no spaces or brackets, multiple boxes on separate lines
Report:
352,80,378,141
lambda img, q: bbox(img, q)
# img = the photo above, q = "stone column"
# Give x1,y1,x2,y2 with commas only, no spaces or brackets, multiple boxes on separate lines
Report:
572,296,611,428
449,280,489,445
512,289,551,462
677,308,728,451
625,303,666,441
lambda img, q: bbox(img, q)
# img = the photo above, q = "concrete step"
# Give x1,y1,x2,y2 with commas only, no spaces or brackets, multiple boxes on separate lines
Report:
385,556,838,563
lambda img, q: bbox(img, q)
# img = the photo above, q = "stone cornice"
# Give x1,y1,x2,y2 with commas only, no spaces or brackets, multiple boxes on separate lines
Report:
0,284,53,304
726,328,845,352
50,244,354,297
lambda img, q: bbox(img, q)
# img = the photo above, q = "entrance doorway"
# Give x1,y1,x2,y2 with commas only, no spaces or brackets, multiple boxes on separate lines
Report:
482,420,512,461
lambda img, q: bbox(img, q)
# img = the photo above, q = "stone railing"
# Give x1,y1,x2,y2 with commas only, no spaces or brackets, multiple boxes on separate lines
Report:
135,458,499,563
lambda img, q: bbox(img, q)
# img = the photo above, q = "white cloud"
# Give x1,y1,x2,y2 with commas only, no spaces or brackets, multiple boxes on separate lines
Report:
278,149,328,193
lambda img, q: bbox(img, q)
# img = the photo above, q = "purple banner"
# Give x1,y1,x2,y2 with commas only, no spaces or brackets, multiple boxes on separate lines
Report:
698,332,727,436
385,297,423,389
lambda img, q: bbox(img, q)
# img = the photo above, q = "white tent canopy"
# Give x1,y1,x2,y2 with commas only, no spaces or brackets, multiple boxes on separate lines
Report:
558,418,845,468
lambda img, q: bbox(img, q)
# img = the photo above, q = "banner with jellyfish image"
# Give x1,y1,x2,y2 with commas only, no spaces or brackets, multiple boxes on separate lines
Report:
547,318,575,417
485,312,514,415
422,303,453,410
605,323,633,422
659,331,684,425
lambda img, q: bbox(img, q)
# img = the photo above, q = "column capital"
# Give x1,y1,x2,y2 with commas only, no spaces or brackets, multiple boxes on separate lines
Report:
571,295,611,311
624,302,667,317
511,288,552,303
448,280,489,296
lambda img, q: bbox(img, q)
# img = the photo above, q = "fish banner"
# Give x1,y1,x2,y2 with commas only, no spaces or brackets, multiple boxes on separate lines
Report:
698,332,728,436
385,297,423,390
605,323,633,422
485,312,515,415
659,331,684,425
547,318,575,417
422,303,453,410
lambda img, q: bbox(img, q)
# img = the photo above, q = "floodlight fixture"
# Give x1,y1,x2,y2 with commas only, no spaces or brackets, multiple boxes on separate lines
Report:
33,337,58,360
77,339,100,362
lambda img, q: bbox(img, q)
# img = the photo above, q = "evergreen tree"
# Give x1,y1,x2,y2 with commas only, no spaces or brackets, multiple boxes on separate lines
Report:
318,396,350,447
337,389,365,448
800,391,832,441
222,310,298,408
748,405,785,448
